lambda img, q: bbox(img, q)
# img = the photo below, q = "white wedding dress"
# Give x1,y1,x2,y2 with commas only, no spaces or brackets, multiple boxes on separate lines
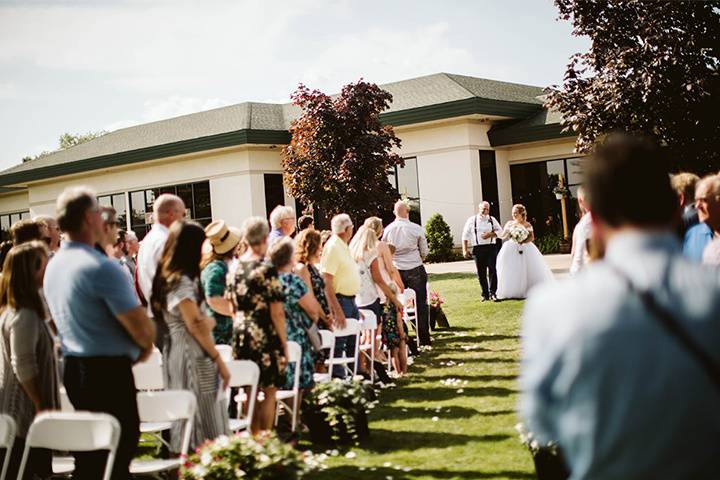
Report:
496,223,554,299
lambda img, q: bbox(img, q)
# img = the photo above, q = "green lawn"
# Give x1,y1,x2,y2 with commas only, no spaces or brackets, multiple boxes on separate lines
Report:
306,272,535,480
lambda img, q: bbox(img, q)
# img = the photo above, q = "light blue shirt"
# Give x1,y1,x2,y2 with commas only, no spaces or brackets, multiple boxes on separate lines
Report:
683,222,713,261
521,232,720,479
44,241,142,360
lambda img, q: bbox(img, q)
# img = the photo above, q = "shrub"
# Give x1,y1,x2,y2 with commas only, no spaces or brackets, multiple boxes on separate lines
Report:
535,232,563,254
425,213,455,263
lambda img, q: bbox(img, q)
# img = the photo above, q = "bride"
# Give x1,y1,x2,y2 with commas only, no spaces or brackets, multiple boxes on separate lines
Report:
496,204,554,300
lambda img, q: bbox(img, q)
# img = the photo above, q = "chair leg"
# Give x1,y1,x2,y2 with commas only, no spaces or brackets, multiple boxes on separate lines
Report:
291,395,299,432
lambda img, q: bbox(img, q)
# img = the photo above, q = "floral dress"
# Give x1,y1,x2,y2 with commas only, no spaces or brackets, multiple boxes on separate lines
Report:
308,264,330,319
201,259,233,345
227,260,286,388
279,272,315,390
382,302,402,349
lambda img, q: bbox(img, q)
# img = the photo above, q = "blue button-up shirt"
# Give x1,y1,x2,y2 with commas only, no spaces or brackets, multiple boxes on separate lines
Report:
683,222,713,261
520,232,720,479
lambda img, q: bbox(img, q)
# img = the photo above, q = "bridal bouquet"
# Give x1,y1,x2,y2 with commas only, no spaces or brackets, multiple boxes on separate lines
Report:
507,224,530,244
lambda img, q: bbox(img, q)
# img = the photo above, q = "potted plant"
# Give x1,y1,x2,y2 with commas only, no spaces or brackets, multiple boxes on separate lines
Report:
552,185,569,200
180,431,322,480
302,377,377,445
428,290,449,328
515,423,569,480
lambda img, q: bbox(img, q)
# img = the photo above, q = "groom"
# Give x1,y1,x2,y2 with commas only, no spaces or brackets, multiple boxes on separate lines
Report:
462,201,502,301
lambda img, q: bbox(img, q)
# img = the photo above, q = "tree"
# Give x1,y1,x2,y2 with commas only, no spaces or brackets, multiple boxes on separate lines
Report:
548,1,720,171
23,130,106,163
425,213,455,263
282,80,404,222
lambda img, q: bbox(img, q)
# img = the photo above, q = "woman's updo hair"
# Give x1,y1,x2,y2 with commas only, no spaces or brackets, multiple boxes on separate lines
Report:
363,216,384,239
242,216,269,247
269,237,294,269
512,204,527,220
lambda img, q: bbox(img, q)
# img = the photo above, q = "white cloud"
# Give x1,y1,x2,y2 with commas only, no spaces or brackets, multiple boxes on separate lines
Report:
104,95,229,131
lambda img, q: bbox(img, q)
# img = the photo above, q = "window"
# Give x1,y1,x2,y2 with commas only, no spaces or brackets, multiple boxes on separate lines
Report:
0,211,31,242
479,150,500,219
264,174,285,219
389,157,421,225
128,181,212,240
97,193,128,230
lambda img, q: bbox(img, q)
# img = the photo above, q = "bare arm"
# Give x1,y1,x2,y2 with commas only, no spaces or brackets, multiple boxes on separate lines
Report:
379,243,404,290
116,306,156,351
295,265,326,324
370,258,402,309
270,301,288,352
323,272,346,329
206,296,233,317
298,291,322,322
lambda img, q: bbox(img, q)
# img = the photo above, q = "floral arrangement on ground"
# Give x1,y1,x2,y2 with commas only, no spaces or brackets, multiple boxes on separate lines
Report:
180,431,324,480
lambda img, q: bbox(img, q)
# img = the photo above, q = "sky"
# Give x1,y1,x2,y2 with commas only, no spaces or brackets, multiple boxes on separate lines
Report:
0,0,589,170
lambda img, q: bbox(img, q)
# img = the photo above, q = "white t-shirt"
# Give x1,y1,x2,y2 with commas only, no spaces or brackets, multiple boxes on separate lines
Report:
355,250,379,307
570,213,592,276
137,223,169,310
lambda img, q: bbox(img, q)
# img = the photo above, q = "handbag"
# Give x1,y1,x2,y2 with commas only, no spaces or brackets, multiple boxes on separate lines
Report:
304,321,323,353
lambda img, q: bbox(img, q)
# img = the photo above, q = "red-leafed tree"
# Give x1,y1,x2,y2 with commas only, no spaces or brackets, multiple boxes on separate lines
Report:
282,80,404,223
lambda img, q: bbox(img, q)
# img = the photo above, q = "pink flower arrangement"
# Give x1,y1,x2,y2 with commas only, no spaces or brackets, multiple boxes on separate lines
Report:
428,291,445,308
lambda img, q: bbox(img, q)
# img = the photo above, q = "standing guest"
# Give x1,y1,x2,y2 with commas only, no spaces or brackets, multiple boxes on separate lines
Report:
271,238,322,393
227,217,288,434
671,172,700,238
112,230,128,261
569,186,592,276
321,214,361,377
462,201,502,301
268,205,296,247
44,186,155,480
10,219,45,246
294,229,332,329
683,174,719,261
382,201,431,345
0,242,59,479
122,231,139,277
34,215,62,253
200,220,242,345
95,206,120,257
150,220,230,451
0,241,12,272
137,194,185,347
297,214,315,232
320,230,332,247
521,134,720,479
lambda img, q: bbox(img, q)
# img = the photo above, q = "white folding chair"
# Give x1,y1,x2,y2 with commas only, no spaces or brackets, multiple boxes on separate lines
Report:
18,412,120,480
59,386,75,412
399,288,420,349
130,390,197,476
325,318,361,377
216,344,233,362
313,330,335,384
275,341,301,432
133,361,165,391
226,360,259,432
358,309,378,383
0,414,15,480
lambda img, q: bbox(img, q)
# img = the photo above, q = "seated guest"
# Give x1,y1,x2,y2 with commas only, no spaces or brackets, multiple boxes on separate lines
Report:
200,220,242,345
521,134,720,479
151,220,230,451
0,241,58,479
227,217,288,434
268,205,296,247
271,238,322,395
683,174,719,261
297,214,314,232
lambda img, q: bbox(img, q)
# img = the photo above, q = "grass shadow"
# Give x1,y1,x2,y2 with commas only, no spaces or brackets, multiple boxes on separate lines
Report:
432,356,518,364
378,386,517,402
310,466,534,479
377,406,518,421
357,429,511,453
428,272,477,282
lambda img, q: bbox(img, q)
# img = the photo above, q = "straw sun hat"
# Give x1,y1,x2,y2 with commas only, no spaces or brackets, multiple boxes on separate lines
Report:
204,220,242,255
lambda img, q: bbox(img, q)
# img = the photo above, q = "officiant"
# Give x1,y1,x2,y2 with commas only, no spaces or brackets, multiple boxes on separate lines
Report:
462,201,503,301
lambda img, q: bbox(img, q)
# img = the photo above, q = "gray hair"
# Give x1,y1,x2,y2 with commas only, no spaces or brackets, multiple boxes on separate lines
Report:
696,174,720,198
153,194,184,222
269,237,294,269
56,186,97,234
126,231,138,242
269,205,295,229
331,213,353,234
479,201,490,210
242,216,270,246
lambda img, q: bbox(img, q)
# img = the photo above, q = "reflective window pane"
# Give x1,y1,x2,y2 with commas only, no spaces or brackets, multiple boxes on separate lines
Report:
130,191,146,227
98,196,112,207
20,212,30,220
113,193,127,229
566,157,584,186
193,182,211,220
176,184,193,217
10,213,20,225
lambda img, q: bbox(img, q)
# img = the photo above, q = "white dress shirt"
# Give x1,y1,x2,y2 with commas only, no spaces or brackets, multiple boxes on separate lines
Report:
569,212,592,276
382,217,428,271
137,223,169,307
461,214,502,247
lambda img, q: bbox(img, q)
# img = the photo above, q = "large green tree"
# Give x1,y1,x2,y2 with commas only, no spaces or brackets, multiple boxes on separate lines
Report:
549,0,720,171
282,80,403,222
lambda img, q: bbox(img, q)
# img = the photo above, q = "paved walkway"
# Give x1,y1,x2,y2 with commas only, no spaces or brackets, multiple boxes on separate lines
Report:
426,253,571,279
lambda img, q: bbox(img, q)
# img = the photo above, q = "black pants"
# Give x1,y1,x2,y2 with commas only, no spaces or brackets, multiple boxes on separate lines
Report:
473,244,498,298
64,356,140,480
0,437,51,480
399,266,431,345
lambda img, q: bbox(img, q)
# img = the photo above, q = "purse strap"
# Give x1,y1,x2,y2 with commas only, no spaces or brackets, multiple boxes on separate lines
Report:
610,264,720,393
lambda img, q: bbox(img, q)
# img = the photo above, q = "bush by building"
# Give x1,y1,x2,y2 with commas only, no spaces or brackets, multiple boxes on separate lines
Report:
425,213,455,263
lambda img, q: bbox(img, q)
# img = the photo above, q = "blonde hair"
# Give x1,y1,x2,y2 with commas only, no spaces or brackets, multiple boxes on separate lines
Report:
670,172,700,201
512,204,527,220
349,225,378,262
363,217,384,239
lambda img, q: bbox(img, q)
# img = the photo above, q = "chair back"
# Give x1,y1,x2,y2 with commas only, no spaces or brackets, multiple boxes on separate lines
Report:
146,348,163,365
286,341,302,392
358,309,378,330
333,317,361,337
227,360,260,429
0,414,15,480
319,329,334,350
137,390,197,456
59,387,75,412
20,412,120,480
401,288,417,310
133,361,165,390
216,344,233,362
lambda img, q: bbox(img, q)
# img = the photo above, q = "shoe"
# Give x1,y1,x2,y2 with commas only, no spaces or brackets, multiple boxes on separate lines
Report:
481,296,489,302
491,294,499,302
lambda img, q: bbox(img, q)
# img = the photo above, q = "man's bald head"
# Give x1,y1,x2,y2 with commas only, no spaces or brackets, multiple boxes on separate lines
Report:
153,194,185,227
394,200,409,218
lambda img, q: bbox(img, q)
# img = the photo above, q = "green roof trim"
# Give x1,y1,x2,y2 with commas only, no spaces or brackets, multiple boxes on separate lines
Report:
0,129,291,186
488,122,576,147
379,97,542,126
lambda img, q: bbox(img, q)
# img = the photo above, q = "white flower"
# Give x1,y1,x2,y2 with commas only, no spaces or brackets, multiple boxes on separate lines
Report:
215,435,230,448
200,451,212,466
330,449,339,457
235,468,246,477
383,461,392,467
191,465,208,477
530,440,539,450
345,451,357,459
259,454,270,463
431,416,439,422
456,388,464,393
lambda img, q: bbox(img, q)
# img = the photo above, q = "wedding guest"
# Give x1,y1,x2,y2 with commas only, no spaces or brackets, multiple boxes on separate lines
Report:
569,186,592,276
462,201,502,301
293,229,331,329
122,231,139,277
0,241,12,272
94,206,120,257
227,217,287,433
298,214,314,232
200,220,242,345
271,238,321,393
44,186,155,479
268,205,296,247
671,172,700,237
34,215,61,253
683,174,719,261
383,201,431,345
150,220,230,451
321,214,361,377
521,134,720,479
137,193,185,347
10,219,45,246
320,230,332,247
0,242,59,479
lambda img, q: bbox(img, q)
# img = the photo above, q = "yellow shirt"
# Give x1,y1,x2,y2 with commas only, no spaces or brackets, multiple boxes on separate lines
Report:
320,235,361,296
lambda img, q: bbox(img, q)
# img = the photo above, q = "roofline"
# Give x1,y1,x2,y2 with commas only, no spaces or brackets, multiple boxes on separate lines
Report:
488,122,576,147
380,97,542,126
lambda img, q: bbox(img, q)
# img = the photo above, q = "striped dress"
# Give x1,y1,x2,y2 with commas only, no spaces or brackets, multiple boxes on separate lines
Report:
163,276,228,452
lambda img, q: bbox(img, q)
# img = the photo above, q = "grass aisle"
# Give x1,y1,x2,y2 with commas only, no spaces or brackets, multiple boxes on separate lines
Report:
307,272,535,480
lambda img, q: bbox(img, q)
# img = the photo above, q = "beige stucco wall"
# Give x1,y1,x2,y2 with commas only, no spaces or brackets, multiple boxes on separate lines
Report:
0,190,30,215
